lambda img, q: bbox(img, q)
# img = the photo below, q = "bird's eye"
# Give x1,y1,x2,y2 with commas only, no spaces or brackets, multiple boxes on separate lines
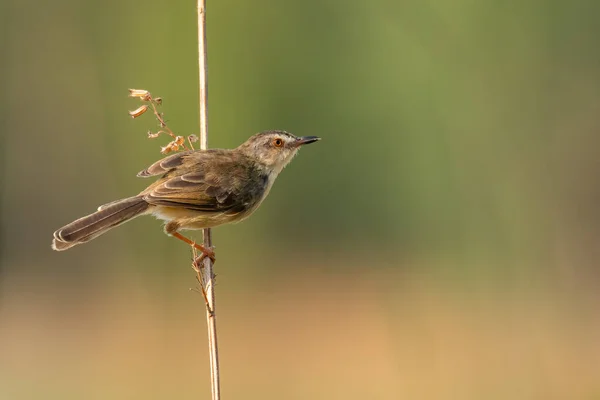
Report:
272,138,284,147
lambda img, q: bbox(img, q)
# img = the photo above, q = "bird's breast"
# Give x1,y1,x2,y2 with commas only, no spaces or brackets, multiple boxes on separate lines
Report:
235,171,276,219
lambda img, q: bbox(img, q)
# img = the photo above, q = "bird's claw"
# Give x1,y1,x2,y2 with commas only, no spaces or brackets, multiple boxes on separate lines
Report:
193,246,216,269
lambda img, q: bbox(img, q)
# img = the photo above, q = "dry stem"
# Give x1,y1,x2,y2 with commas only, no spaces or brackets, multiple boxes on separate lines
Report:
197,1,221,399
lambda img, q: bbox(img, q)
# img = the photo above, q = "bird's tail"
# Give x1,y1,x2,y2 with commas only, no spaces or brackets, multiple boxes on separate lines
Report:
52,196,149,251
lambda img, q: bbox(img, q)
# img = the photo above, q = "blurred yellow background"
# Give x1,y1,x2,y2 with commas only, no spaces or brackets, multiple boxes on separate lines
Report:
1,0,600,398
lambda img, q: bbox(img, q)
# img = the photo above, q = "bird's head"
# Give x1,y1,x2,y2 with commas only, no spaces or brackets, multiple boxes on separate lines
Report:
238,130,320,174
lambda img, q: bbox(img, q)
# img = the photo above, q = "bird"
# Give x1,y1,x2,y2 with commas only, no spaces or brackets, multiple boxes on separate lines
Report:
51,130,320,260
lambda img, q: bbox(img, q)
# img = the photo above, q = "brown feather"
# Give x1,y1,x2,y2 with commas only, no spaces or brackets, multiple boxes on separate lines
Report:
137,151,192,177
140,149,269,215
52,197,148,251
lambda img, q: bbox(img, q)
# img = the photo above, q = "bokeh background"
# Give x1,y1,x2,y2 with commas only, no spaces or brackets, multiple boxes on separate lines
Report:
2,0,600,398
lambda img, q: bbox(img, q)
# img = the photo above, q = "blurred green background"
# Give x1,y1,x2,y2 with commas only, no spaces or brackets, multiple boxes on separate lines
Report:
2,0,600,398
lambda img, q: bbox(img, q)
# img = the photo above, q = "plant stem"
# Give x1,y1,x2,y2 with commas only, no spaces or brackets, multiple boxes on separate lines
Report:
197,0,220,399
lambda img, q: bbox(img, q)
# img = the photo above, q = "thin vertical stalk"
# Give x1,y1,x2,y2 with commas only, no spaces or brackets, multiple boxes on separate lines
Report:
197,1,220,399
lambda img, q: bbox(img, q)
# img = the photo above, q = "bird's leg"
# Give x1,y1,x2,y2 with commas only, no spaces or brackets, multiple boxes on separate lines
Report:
171,231,216,264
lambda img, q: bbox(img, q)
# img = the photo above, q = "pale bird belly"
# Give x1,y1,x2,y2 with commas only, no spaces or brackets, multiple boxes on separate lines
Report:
148,204,256,230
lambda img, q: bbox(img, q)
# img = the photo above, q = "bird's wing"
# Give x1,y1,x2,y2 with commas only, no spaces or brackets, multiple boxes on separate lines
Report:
137,151,194,177
141,152,258,214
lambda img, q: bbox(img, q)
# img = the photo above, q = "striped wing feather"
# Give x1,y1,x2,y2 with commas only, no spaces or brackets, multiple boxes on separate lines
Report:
137,151,193,177
140,151,259,214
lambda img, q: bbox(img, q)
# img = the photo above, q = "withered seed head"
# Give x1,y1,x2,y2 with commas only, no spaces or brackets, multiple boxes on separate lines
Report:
129,105,149,118
128,89,150,98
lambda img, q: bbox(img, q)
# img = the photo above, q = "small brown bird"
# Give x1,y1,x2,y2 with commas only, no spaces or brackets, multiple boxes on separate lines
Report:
52,130,320,259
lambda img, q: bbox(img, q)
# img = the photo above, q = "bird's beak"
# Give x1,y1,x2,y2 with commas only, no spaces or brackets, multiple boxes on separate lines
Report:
295,136,321,146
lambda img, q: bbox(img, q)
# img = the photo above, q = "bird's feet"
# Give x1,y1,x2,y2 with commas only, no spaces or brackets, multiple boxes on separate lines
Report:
193,246,216,269
171,231,216,266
